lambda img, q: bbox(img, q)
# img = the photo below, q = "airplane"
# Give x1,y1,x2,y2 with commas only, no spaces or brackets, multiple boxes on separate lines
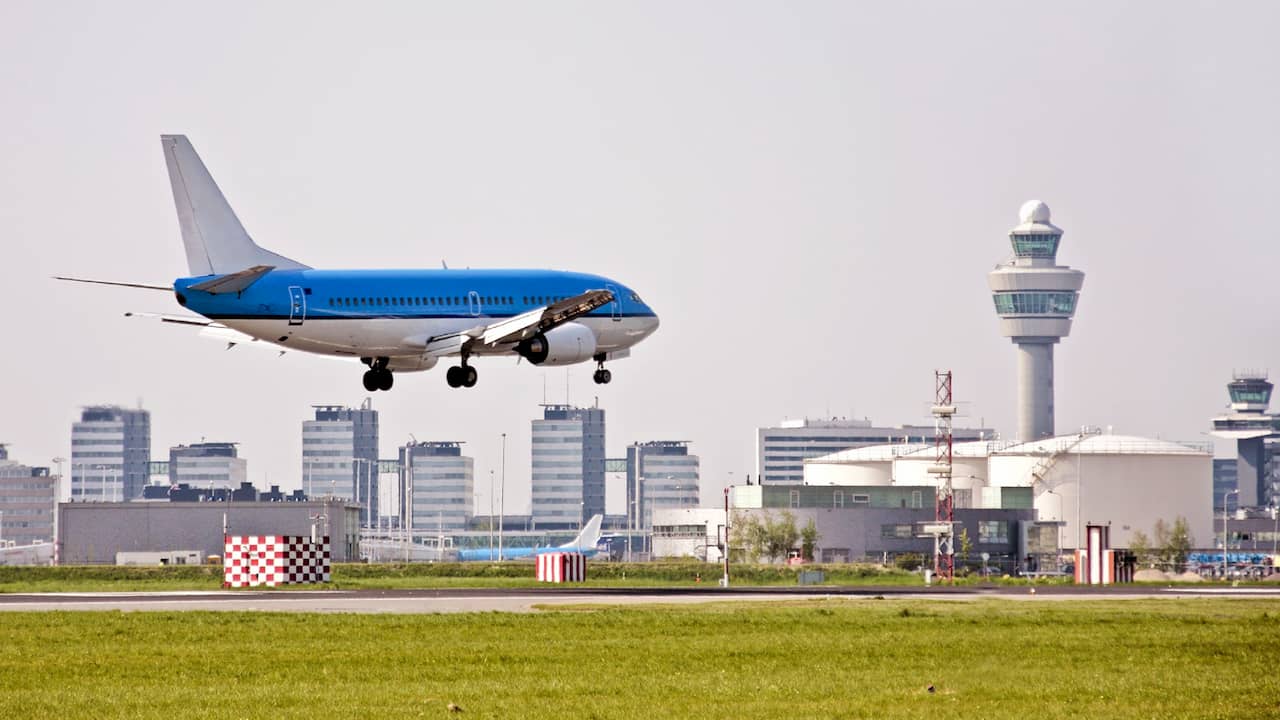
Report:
58,135,660,390
457,514,604,562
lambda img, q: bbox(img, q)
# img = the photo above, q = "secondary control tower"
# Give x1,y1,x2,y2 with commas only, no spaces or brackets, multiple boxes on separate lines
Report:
1209,371,1280,508
988,200,1085,442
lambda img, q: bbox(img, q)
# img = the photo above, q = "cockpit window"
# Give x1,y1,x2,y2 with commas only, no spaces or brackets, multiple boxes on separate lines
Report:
629,292,643,304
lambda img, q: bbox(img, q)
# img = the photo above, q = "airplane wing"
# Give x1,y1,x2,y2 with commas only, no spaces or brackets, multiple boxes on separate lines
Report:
411,289,614,359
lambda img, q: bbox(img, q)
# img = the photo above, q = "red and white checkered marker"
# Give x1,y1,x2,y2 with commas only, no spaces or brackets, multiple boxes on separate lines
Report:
536,552,586,583
223,535,331,588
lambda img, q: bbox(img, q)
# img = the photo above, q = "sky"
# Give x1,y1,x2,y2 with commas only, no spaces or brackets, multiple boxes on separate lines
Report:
2,2,1279,515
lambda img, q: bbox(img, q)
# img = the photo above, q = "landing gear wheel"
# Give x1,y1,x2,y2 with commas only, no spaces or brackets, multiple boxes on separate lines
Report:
377,370,394,391
593,368,612,385
446,366,463,388
463,366,478,388
362,370,379,392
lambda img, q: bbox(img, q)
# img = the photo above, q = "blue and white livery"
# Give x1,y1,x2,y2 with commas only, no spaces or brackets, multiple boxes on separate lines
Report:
61,136,660,390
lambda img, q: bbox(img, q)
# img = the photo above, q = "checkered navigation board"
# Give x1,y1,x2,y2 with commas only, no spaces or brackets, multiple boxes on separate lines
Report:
223,535,331,588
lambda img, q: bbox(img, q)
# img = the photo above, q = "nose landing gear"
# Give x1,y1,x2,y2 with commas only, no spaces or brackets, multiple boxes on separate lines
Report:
592,354,612,385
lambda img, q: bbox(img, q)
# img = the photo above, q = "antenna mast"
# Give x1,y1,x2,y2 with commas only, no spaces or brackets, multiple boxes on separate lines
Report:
931,370,956,583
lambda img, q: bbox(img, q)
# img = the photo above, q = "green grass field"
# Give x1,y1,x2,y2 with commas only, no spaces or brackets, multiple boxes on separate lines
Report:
0,562,936,593
3,599,1278,719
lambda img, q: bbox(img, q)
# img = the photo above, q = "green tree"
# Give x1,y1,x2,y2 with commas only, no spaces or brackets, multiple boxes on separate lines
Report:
1164,516,1194,573
763,511,800,563
800,518,820,562
1129,529,1152,568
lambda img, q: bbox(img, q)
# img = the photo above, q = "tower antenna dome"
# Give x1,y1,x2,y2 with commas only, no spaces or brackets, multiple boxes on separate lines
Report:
1019,200,1051,224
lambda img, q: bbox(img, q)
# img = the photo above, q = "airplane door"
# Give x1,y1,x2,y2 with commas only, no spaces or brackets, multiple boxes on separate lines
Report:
467,291,481,317
605,284,621,322
288,286,306,326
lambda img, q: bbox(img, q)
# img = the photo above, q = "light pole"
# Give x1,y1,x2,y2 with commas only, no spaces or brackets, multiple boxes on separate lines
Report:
1223,488,1239,579
1271,505,1278,558
488,469,495,560
499,432,506,562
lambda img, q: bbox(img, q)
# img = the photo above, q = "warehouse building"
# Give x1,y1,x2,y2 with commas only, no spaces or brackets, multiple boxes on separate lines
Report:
57,499,360,564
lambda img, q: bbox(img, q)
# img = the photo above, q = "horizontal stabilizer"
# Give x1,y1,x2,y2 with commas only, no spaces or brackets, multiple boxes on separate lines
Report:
55,276,171,291
187,265,275,294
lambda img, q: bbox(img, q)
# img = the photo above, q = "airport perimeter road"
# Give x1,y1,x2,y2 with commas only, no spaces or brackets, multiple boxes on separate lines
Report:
2,585,1279,613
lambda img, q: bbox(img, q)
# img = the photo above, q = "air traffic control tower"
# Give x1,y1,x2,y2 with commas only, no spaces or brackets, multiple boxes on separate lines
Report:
988,201,1085,442
1210,372,1280,508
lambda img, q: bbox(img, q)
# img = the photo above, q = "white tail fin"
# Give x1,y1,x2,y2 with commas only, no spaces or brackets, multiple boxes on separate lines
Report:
161,135,309,276
560,514,603,552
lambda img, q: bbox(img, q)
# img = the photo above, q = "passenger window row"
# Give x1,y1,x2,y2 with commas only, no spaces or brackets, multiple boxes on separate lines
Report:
323,294,577,309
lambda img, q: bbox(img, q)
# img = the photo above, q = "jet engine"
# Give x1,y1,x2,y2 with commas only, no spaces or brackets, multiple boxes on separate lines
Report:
517,322,597,366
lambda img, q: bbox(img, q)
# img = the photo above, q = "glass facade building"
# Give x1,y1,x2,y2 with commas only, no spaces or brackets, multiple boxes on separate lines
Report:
70,406,150,501
301,400,378,525
531,405,605,528
626,441,700,530
0,448,56,545
756,418,994,485
168,442,246,491
399,441,473,534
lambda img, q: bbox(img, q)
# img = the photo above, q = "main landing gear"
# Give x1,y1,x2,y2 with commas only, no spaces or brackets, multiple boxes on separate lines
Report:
446,358,478,389
592,354,612,385
361,357,394,392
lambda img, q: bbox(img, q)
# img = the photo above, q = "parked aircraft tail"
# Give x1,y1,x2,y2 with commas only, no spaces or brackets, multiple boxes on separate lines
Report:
560,514,604,552
161,135,310,276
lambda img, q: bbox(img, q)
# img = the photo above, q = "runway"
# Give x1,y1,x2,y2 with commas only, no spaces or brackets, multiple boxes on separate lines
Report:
3,585,1278,613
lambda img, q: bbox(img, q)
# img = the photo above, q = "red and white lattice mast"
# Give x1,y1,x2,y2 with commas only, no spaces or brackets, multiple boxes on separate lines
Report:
930,370,956,583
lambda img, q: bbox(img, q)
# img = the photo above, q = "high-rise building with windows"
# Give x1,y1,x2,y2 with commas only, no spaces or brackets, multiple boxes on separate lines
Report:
168,442,246,491
627,441,700,530
399,441,474,534
70,406,150,501
0,445,56,546
1210,372,1280,509
302,399,378,524
756,418,994,485
531,404,605,528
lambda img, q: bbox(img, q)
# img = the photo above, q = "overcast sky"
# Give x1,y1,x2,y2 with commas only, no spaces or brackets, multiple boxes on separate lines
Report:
3,2,1278,515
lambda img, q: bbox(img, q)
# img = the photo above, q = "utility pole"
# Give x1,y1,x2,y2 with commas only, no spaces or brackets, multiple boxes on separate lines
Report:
499,432,506,561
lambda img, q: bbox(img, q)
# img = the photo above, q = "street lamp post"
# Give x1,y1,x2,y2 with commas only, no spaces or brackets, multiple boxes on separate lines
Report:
499,432,506,562
1224,489,1239,579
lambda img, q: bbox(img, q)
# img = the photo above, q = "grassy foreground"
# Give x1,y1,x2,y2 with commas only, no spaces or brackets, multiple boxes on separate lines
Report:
3,599,1279,719
0,561,932,593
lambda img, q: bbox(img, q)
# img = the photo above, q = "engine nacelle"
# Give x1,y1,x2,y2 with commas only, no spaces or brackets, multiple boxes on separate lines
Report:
517,322,597,366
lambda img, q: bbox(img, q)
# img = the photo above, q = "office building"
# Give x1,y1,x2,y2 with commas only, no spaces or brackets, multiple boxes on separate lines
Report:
70,405,150,501
988,200,1086,442
0,445,57,546
531,404,605,528
168,442,246,491
1213,459,1239,514
626,441,700,529
757,417,993,485
302,399,378,524
400,441,474,534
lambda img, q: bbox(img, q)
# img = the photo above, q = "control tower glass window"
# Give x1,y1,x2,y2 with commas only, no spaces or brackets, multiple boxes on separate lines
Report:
992,291,1077,315
1228,383,1272,405
1009,233,1061,258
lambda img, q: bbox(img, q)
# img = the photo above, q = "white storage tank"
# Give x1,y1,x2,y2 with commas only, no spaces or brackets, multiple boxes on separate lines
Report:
988,433,1212,550
803,443,928,486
